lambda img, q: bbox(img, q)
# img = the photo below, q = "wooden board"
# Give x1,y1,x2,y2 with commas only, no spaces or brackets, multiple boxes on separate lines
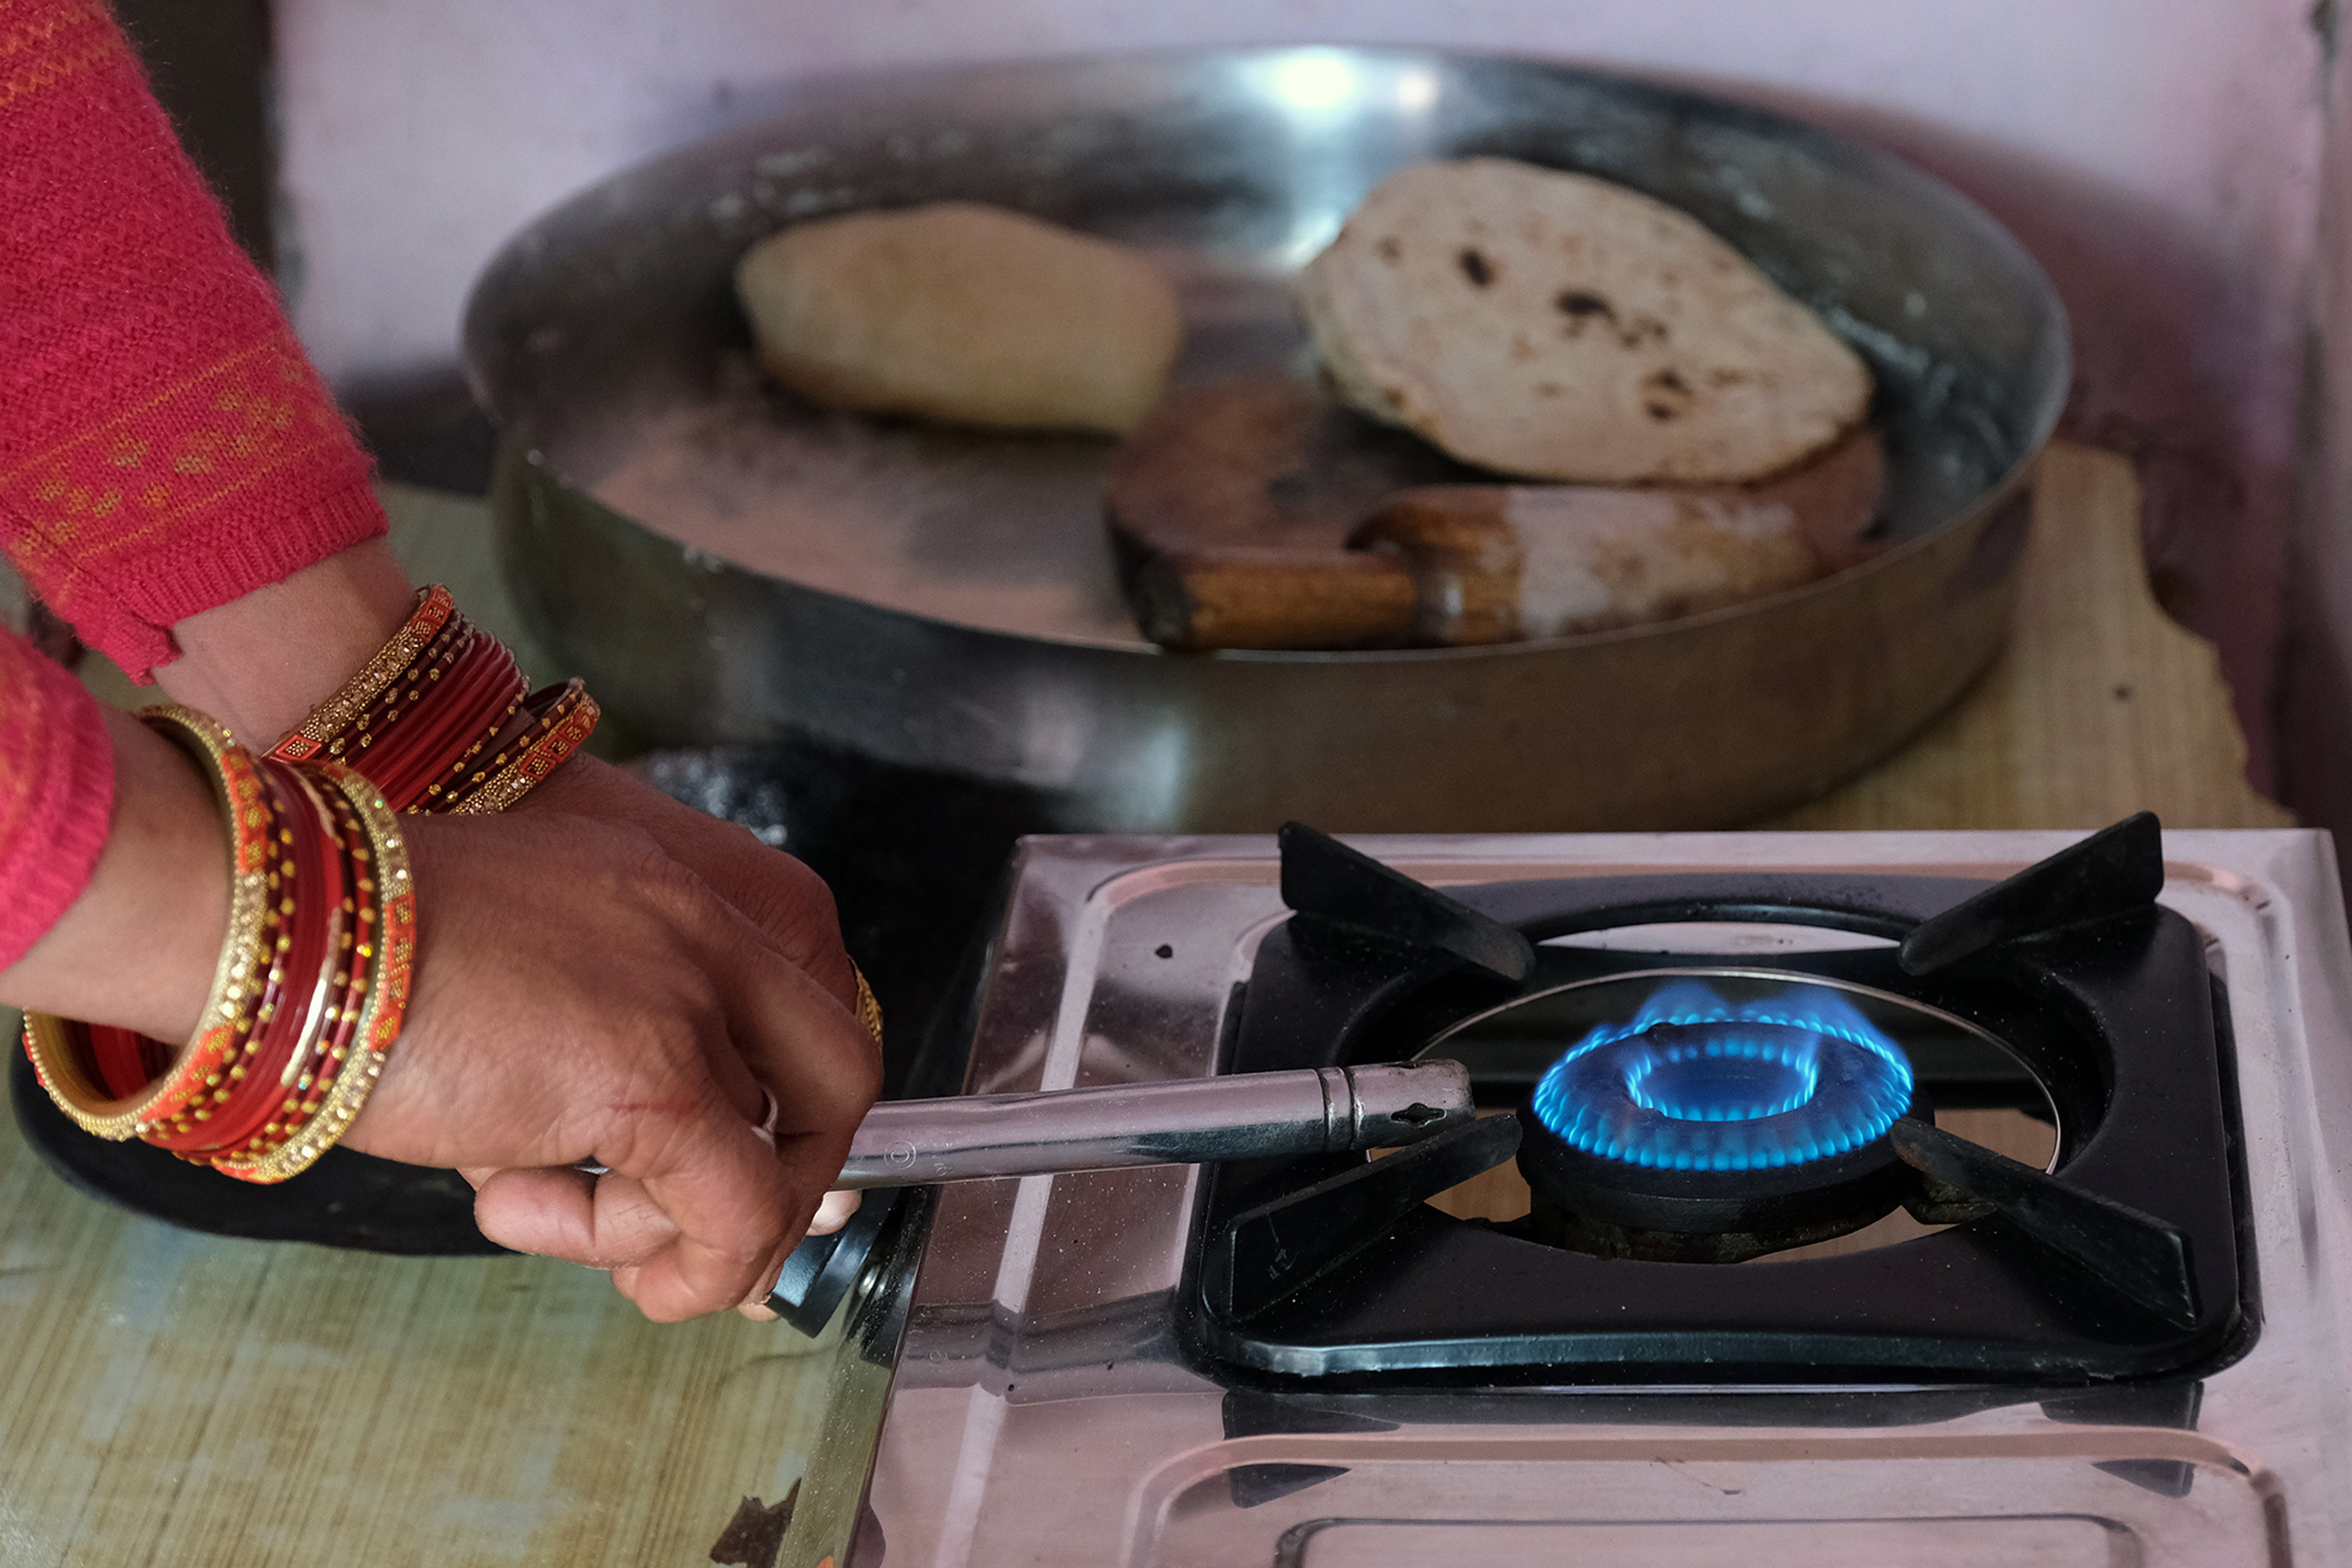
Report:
0,440,2285,1564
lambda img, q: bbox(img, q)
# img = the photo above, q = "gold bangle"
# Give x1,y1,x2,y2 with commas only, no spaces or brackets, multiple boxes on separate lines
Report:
214,766,415,1183
271,586,451,763
850,961,884,1046
446,682,599,815
21,708,279,1139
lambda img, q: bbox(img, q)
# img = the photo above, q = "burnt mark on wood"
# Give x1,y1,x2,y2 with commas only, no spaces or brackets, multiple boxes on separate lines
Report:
1457,247,1495,287
710,1481,799,1568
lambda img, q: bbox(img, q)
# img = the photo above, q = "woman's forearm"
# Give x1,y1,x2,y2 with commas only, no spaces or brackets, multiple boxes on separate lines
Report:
156,539,418,747
0,706,227,1041
0,537,416,1034
0,534,414,1038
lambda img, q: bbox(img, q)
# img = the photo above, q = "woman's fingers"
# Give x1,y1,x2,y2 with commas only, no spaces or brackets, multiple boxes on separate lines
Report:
629,1120,810,1321
491,1175,865,1322
473,1165,677,1266
810,1188,862,1235
548,927,854,1319
478,1108,798,1320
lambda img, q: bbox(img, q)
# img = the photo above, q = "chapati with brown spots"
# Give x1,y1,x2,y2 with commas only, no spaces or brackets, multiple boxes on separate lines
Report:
1294,158,1873,483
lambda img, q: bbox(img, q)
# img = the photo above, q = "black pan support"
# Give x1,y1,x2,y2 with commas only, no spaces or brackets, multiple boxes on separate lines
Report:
1207,1114,1525,1322
1887,1117,2197,1330
1184,818,2247,1383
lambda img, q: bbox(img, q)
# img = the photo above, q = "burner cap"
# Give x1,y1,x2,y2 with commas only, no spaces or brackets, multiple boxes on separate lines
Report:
1529,983,1914,1174
1515,979,1922,1256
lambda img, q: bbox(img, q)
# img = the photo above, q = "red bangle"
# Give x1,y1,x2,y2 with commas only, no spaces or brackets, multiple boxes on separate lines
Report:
333,613,472,763
427,676,571,808
81,816,290,1100
24,711,420,1181
201,769,379,1168
268,584,594,818
145,759,346,1154
367,632,525,809
213,765,414,1183
272,587,455,763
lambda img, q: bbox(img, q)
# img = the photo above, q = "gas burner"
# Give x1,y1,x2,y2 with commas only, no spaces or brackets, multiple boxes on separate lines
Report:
1189,815,2235,1380
1510,977,1926,1263
1527,980,1916,1173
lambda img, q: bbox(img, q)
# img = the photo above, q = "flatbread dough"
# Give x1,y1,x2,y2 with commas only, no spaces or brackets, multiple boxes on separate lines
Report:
736,202,1182,435
1295,158,1873,483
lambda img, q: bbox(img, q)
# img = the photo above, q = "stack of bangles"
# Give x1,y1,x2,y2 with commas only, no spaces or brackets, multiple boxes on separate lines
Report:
21,587,606,1182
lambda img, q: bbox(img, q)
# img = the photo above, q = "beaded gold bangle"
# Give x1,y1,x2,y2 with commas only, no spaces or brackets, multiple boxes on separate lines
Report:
271,587,453,763
446,681,600,815
137,756,324,1152
214,766,415,1184
19,707,280,1138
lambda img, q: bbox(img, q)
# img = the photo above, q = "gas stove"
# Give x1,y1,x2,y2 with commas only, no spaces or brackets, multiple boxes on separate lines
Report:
785,822,2352,1567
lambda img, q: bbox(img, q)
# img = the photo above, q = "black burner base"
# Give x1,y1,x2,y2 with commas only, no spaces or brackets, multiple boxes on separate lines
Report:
1514,1093,1924,1262
1513,1187,1900,1267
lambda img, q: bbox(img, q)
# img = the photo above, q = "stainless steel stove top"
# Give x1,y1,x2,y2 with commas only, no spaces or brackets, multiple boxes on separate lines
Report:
788,829,2352,1567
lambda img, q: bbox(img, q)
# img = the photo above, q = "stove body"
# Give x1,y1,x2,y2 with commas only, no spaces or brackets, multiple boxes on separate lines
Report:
811,830,2352,1567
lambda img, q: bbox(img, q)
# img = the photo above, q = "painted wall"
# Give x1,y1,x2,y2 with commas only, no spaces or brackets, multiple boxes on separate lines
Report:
2282,16,2352,859
272,0,2331,786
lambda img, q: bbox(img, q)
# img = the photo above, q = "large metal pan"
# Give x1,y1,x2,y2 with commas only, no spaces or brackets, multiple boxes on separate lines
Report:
463,46,2067,833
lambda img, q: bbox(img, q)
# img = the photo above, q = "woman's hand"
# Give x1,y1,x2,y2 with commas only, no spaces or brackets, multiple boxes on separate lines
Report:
344,806,881,1321
519,755,859,1014
145,540,882,1319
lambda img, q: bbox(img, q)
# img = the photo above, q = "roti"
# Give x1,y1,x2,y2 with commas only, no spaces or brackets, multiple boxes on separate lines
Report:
1294,158,1873,483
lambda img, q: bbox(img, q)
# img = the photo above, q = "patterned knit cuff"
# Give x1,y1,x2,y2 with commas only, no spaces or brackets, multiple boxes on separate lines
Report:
33,473,391,684
0,633,115,971
120,475,392,681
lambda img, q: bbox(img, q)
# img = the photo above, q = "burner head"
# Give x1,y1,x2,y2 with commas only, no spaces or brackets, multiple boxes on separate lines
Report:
1529,979,1915,1173
1517,980,1922,1262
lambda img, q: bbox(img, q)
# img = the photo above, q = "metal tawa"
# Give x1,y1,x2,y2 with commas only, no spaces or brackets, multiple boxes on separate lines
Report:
464,44,2068,836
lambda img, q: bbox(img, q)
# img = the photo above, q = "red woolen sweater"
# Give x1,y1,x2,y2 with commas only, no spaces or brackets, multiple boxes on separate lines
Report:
0,0,388,969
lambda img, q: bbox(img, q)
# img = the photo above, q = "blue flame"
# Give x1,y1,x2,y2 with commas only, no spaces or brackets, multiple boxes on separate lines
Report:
1530,980,1914,1172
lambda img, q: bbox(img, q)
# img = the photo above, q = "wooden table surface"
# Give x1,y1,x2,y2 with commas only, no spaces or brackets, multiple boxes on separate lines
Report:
0,441,2292,1566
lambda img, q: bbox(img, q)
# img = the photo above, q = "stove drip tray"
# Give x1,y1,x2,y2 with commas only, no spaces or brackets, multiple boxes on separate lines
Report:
1185,816,2250,1385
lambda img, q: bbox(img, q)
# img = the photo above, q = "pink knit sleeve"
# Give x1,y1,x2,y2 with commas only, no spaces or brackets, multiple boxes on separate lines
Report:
0,630,113,971
0,0,387,681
